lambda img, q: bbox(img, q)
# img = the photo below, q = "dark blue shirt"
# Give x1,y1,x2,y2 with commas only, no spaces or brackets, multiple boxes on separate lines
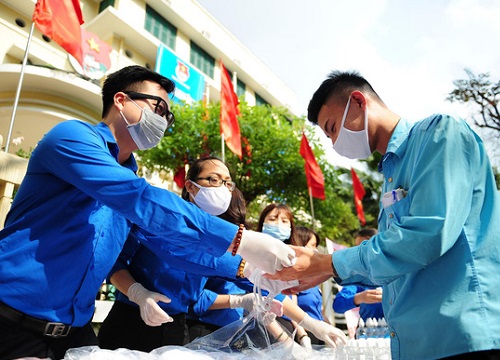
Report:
333,285,384,321
297,286,323,321
111,227,242,315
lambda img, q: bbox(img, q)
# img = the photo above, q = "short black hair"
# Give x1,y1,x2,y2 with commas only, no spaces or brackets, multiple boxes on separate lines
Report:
101,65,175,118
357,227,378,239
307,70,380,124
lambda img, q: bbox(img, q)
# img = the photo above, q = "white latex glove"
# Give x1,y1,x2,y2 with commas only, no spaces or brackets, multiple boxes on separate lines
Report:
299,335,312,349
127,282,173,327
229,293,284,316
291,341,309,359
299,314,348,348
229,293,256,312
237,229,296,275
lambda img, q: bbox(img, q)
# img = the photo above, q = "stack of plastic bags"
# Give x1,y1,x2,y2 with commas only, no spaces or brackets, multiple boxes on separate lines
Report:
64,272,391,359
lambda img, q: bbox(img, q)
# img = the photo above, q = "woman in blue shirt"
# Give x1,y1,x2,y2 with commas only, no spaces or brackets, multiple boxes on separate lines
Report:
292,226,326,347
254,206,347,348
99,157,253,351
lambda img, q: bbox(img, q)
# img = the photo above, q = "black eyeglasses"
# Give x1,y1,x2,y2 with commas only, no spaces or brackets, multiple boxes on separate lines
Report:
123,91,175,127
196,176,236,191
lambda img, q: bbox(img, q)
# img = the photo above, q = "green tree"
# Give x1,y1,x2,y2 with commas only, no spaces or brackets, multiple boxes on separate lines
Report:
447,69,500,133
448,69,500,188
138,100,361,244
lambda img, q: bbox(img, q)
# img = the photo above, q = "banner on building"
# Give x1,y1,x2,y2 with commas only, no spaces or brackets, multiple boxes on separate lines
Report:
155,44,205,104
69,28,112,80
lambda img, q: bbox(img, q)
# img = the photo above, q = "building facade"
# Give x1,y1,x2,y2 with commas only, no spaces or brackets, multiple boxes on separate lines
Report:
0,0,300,226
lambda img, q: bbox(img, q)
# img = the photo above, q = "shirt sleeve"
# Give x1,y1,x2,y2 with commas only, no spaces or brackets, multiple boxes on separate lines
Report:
106,228,143,282
334,115,478,284
36,121,237,256
332,285,359,313
190,289,219,317
133,228,242,277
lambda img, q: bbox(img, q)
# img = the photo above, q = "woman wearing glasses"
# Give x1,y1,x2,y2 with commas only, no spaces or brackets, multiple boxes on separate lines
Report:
98,157,265,351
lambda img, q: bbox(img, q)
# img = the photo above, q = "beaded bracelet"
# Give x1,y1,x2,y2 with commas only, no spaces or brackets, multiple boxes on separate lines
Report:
231,224,245,256
237,259,246,278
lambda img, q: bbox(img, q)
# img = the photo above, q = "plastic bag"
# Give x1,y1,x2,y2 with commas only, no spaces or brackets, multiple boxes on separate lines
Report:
185,313,294,359
184,271,296,359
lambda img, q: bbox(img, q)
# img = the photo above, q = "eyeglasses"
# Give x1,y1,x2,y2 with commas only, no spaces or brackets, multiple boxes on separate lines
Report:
123,91,175,127
196,176,236,191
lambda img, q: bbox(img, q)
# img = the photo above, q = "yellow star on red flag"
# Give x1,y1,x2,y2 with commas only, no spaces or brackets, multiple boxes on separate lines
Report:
87,37,100,53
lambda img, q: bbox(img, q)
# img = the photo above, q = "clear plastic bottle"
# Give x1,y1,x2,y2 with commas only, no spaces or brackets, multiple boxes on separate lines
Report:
365,317,377,338
378,317,390,338
356,318,367,339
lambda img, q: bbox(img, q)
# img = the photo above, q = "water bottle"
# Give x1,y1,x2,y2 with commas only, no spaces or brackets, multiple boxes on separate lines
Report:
365,317,376,338
378,317,390,338
355,318,367,339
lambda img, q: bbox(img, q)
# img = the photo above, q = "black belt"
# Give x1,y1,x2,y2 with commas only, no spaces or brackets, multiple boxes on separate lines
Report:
0,302,72,338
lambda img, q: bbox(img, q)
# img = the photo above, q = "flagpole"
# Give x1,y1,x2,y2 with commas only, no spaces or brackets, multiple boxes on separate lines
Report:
221,133,225,162
309,187,316,230
5,22,35,153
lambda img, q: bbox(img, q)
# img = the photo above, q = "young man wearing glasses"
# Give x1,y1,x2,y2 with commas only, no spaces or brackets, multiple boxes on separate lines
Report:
0,65,295,359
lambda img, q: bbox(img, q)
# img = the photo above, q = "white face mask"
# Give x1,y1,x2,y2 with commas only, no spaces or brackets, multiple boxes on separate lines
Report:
189,180,232,216
332,97,372,159
120,99,167,150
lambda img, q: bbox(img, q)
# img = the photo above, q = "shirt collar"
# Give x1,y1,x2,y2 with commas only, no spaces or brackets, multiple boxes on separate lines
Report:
95,122,117,144
379,118,413,171
95,122,138,172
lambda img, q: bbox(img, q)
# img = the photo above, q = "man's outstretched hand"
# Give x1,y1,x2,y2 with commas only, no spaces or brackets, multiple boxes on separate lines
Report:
265,246,335,293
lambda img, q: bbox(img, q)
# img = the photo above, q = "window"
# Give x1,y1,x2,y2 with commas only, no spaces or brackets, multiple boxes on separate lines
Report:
190,41,215,78
236,79,246,98
98,0,115,13
255,93,269,107
145,5,176,50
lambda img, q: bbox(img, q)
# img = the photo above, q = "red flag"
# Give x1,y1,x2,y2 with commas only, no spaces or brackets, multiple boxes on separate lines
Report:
242,136,252,177
80,28,112,70
300,133,325,200
220,61,242,159
33,0,85,66
351,168,366,225
173,165,186,189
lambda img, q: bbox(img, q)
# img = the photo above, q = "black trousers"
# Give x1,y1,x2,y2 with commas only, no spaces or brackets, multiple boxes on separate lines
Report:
0,315,97,360
186,318,221,342
98,300,189,352
440,350,500,360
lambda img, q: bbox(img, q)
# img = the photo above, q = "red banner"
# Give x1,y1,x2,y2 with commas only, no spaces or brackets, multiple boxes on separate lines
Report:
220,61,242,159
300,133,325,200
351,168,366,225
173,165,186,189
81,28,112,69
33,0,84,66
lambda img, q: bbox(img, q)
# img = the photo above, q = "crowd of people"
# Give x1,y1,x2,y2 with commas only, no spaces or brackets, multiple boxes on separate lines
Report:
0,65,498,360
